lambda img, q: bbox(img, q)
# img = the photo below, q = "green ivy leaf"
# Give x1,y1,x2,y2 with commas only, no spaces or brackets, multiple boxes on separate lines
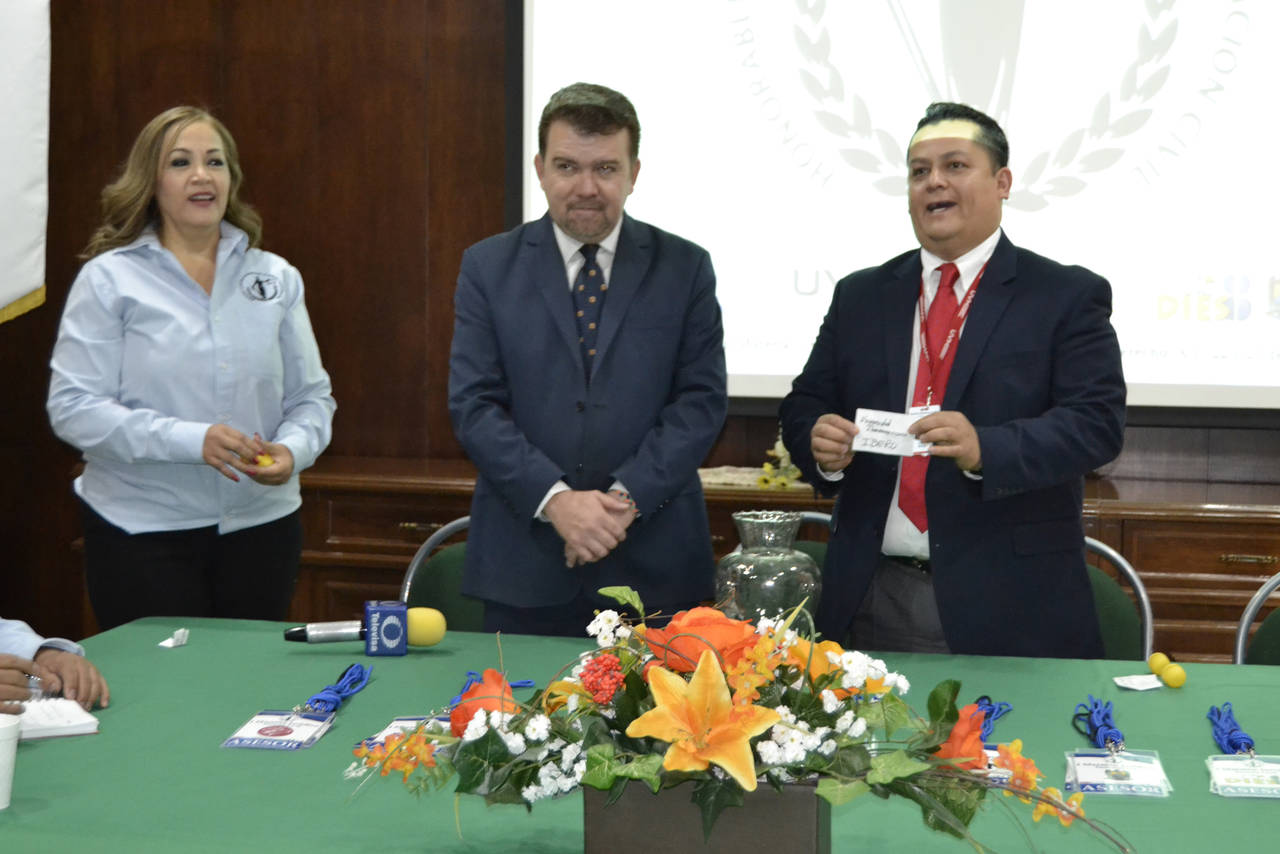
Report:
615,753,664,793
691,776,745,842
815,777,871,805
926,679,961,726
580,743,619,791
878,692,913,739
596,586,645,619
451,729,510,793
866,749,933,785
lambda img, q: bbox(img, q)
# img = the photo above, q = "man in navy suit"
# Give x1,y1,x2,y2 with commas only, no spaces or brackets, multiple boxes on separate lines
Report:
448,83,727,636
780,102,1125,658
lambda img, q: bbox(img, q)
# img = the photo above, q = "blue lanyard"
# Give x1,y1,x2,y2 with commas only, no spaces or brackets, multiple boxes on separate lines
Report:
298,663,372,714
1208,702,1255,756
1072,695,1125,752
974,694,1011,745
436,670,537,720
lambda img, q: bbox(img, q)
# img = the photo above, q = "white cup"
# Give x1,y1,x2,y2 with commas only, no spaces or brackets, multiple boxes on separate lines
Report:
0,713,20,810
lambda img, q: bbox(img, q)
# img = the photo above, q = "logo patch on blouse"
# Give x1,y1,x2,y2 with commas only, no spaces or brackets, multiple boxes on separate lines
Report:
240,272,282,302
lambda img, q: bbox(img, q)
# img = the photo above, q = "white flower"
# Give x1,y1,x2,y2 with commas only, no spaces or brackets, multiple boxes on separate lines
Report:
886,673,910,696
587,610,621,641
835,710,857,734
773,705,797,725
572,759,587,781
757,740,782,764
820,689,841,714
560,742,582,771
847,717,868,738
522,784,543,803
524,714,551,742
501,732,527,755
819,739,837,756
461,709,489,742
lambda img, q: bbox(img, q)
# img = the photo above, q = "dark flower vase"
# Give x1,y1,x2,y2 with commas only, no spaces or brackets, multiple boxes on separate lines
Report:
583,781,830,854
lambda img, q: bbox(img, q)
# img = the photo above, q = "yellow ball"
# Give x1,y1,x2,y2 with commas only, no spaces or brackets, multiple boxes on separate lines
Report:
407,607,447,646
1147,652,1170,675
1160,663,1187,688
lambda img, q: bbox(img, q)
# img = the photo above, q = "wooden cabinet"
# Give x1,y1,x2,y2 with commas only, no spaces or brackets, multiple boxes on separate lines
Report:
1085,479,1280,664
291,458,475,622
296,459,1280,663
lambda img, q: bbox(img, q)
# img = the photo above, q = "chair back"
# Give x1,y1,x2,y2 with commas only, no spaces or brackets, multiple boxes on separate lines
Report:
399,516,484,632
1084,537,1154,662
793,510,832,567
1233,571,1280,664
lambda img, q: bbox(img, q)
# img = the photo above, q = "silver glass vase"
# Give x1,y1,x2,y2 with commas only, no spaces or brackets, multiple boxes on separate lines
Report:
715,511,822,621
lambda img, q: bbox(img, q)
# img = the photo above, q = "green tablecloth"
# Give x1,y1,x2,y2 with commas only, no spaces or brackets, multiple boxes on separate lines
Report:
4,617,1279,852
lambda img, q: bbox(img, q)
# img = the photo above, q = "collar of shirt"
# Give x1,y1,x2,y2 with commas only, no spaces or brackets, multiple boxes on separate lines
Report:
123,220,250,268
917,226,1002,308
551,217,623,290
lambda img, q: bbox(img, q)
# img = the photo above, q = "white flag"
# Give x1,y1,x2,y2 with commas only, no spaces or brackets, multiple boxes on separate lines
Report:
0,0,50,325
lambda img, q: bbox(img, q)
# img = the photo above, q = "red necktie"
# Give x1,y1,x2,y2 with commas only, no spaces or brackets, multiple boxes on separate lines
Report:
897,262,960,532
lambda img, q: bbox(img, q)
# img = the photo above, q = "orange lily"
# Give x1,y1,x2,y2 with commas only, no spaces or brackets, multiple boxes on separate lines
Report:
993,739,1043,802
1033,787,1085,826
625,649,780,791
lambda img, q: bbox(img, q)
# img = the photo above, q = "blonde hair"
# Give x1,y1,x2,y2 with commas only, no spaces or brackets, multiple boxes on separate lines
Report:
81,106,263,259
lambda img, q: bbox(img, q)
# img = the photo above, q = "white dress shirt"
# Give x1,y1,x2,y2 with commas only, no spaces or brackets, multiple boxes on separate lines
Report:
0,619,83,660
47,222,336,534
535,218,628,519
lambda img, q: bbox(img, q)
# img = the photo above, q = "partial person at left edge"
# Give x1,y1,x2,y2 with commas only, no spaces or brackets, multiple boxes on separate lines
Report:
0,618,109,714
47,106,336,631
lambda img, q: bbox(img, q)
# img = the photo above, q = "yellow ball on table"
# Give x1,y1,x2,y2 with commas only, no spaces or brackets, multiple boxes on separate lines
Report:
1160,663,1187,688
1147,652,1170,675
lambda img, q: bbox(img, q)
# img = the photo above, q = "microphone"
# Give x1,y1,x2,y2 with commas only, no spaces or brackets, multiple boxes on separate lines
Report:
283,601,446,655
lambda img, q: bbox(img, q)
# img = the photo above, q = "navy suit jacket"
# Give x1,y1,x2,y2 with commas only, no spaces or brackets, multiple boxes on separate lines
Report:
780,233,1126,658
448,214,727,609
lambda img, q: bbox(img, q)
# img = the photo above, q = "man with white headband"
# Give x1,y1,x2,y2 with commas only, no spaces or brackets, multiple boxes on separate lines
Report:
780,102,1126,658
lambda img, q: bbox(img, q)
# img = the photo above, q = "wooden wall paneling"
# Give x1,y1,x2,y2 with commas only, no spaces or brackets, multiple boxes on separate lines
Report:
422,0,509,459
220,0,434,459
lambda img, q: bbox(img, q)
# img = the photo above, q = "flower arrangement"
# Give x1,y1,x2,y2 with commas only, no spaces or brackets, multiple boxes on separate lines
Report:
347,587,1126,850
757,430,802,489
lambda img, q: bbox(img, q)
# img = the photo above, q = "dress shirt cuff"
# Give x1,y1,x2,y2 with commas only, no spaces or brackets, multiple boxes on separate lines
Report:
37,638,86,658
962,469,983,481
817,466,845,482
168,421,212,463
535,480,571,521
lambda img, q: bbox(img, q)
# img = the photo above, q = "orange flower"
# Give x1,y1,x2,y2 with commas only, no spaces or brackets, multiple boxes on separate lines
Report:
934,703,986,770
625,649,781,791
450,669,519,736
1033,787,1085,826
993,739,1043,802
636,607,758,673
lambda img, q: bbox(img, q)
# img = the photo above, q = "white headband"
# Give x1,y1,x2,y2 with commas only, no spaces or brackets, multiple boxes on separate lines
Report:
907,118,984,152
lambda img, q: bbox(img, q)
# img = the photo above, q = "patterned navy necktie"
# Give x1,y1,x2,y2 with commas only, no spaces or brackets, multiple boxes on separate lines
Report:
572,243,607,380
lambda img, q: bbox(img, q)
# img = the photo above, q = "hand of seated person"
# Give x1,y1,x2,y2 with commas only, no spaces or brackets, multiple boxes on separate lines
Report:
0,653,55,715
32,649,110,711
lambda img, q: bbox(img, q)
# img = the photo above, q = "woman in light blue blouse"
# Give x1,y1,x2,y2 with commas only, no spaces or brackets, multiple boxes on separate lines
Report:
47,106,336,630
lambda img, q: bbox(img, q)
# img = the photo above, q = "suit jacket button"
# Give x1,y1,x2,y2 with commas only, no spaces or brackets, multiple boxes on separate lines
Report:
575,464,584,473
576,401,585,412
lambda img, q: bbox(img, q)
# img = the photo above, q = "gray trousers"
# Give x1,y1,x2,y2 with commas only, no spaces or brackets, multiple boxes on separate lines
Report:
850,554,951,654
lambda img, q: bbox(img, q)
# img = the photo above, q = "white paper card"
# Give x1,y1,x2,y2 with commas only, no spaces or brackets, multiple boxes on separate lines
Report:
222,710,334,750
18,698,99,741
1207,754,1280,797
1065,749,1172,796
853,407,937,457
1112,673,1163,691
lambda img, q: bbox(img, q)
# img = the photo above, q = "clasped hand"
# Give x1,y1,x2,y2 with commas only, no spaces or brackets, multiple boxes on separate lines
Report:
202,425,295,485
545,490,637,568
